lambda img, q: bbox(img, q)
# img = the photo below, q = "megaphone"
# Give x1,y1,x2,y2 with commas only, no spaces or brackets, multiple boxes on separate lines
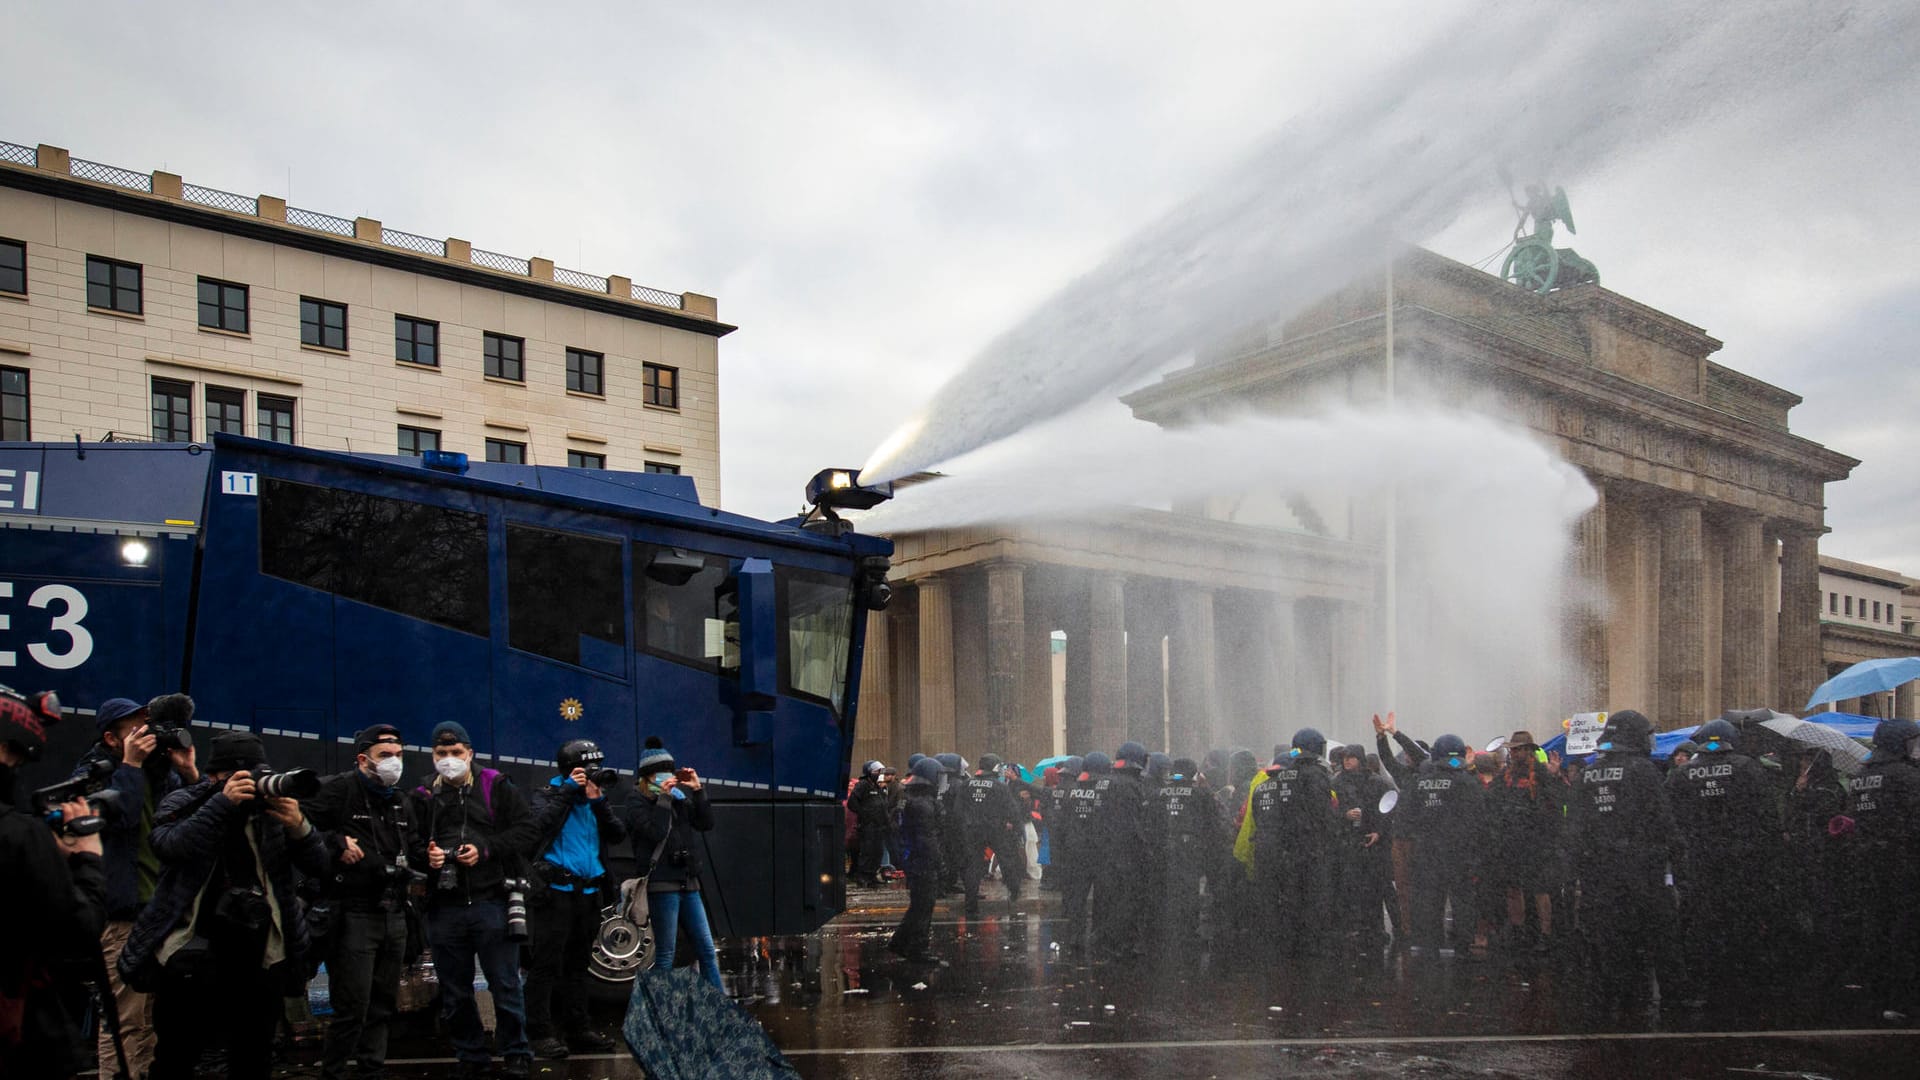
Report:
1378,789,1399,815
1484,736,1509,754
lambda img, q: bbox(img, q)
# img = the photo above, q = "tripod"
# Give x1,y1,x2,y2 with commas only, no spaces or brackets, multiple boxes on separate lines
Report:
90,950,131,1080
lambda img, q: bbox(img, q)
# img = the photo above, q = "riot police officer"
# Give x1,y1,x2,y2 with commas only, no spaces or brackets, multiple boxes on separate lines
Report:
1402,733,1485,958
1666,717,1777,999
1055,752,1109,952
1153,756,1226,947
1565,709,1681,1016
1843,718,1920,1023
1234,729,1340,958
1092,742,1154,955
957,754,1025,916
934,753,967,895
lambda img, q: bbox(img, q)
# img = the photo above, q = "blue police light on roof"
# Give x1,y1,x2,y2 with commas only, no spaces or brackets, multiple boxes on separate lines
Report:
422,450,469,474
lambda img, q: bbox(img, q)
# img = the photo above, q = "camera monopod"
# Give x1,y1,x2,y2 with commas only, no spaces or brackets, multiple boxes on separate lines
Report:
89,949,131,1080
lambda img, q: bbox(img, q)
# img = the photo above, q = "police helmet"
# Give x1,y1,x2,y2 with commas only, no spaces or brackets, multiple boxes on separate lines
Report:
909,757,945,785
1693,718,1737,754
1171,756,1199,780
1597,709,1654,755
977,753,1004,774
1292,727,1327,760
864,759,886,777
1431,734,1470,770
934,752,963,774
1115,741,1149,770
906,752,926,770
1145,752,1171,781
1871,718,1920,759
1063,755,1086,778
557,738,605,774
1082,751,1112,774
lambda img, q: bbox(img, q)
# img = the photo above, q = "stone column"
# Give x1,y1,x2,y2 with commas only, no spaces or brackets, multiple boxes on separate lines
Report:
951,576,988,754
1720,512,1770,710
1266,595,1300,741
890,594,921,766
852,609,892,770
1169,587,1220,754
1063,589,1093,755
984,563,1027,757
1659,502,1708,729
1565,482,1610,710
1331,600,1372,746
1022,610,1055,760
1087,573,1131,753
1896,681,1916,722
1777,528,1823,715
916,575,957,752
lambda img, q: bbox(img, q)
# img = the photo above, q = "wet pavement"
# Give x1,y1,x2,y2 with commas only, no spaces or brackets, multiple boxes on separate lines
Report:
347,880,1916,1078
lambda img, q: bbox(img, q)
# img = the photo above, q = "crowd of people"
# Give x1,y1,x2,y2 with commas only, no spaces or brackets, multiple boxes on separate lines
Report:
856,708,1920,1026
2,689,721,1080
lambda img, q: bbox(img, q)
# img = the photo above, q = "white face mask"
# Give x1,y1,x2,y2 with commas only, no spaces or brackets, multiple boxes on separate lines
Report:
372,757,404,786
436,756,471,782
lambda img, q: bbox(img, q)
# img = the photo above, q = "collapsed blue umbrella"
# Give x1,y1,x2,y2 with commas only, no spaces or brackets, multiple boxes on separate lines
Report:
623,967,799,1080
1805,656,1920,711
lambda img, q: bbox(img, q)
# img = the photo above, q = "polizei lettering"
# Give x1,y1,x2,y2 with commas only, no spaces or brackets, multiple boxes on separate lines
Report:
1686,763,1733,781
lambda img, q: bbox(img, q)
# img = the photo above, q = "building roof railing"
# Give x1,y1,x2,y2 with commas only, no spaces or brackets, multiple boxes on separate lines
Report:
0,139,700,317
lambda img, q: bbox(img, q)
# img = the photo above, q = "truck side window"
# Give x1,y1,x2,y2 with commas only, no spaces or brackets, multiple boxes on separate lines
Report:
778,568,854,714
634,544,736,674
505,523,624,674
259,477,489,636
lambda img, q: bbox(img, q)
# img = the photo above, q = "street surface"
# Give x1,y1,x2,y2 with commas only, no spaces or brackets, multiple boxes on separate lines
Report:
356,881,1917,1079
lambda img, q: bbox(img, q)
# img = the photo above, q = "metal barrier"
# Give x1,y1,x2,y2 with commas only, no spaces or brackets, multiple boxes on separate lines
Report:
381,228,447,257
0,141,34,167
286,206,356,237
181,183,259,216
471,248,531,276
553,266,609,292
631,283,685,310
69,157,152,192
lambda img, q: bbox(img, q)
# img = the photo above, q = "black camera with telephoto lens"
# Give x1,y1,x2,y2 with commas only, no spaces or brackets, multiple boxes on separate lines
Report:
503,877,531,941
252,766,322,801
587,767,619,790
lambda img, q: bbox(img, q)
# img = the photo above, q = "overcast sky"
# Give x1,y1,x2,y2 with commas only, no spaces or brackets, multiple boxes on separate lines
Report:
10,3,1916,572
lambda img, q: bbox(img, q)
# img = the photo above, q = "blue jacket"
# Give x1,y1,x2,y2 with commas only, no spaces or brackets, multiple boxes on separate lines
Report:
69,743,189,921
527,777,627,892
116,777,329,993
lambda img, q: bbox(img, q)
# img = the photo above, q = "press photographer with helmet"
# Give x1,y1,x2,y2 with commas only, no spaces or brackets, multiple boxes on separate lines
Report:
627,736,722,990
524,737,628,1060
0,686,106,1079
116,728,329,1080
300,723,420,1080
67,692,198,1079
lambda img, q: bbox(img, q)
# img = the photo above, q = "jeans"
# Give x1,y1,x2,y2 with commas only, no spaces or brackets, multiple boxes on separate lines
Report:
525,888,601,1038
321,907,407,1079
648,888,723,991
427,901,529,1065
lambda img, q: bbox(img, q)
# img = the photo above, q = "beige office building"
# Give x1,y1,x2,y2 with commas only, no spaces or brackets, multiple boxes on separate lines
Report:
0,140,731,497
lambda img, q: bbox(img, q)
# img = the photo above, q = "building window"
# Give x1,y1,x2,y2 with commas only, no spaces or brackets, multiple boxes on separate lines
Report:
0,238,24,295
258,394,296,444
151,378,192,441
1829,593,1838,614
395,316,438,367
644,461,680,475
206,386,245,436
567,450,605,469
642,363,677,409
484,332,524,381
397,425,440,457
196,278,249,333
1844,596,1853,617
87,256,142,314
300,297,347,350
0,367,28,440
566,348,603,395
485,438,526,464
1873,601,1882,622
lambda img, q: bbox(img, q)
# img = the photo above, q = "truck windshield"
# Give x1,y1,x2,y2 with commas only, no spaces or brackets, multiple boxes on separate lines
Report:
779,568,854,715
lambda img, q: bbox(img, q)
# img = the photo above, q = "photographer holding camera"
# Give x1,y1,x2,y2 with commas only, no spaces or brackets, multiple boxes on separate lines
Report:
523,738,627,1059
300,723,419,1080
628,736,722,990
0,687,107,1079
117,730,328,1080
68,693,198,1079
409,721,535,1079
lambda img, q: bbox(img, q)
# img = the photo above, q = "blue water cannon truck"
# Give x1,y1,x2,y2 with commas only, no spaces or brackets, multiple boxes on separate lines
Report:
1,434,892,982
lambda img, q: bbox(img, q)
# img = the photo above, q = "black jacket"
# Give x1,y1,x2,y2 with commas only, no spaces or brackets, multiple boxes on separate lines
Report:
1847,757,1920,852
409,768,536,905
118,777,330,992
0,771,107,1079
849,776,892,833
68,743,190,921
1567,750,1679,883
1153,776,1227,871
897,785,944,881
626,785,714,891
1666,750,1777,877
1329,767,1389,849
1401,761,1486,856
303,769,420,910
1246,760,1341,864
1092,767,1154,866
957,773,1022,843
1056,772,1106,859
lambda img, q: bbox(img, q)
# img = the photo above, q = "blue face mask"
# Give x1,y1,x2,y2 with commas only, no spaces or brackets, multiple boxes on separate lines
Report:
652,772,686,800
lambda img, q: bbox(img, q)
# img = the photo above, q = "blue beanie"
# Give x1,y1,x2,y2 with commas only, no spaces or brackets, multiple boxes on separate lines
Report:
637,735,676,774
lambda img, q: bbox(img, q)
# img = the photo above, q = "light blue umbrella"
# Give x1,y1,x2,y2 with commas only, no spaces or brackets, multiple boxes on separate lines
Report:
1805,656,1920,711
